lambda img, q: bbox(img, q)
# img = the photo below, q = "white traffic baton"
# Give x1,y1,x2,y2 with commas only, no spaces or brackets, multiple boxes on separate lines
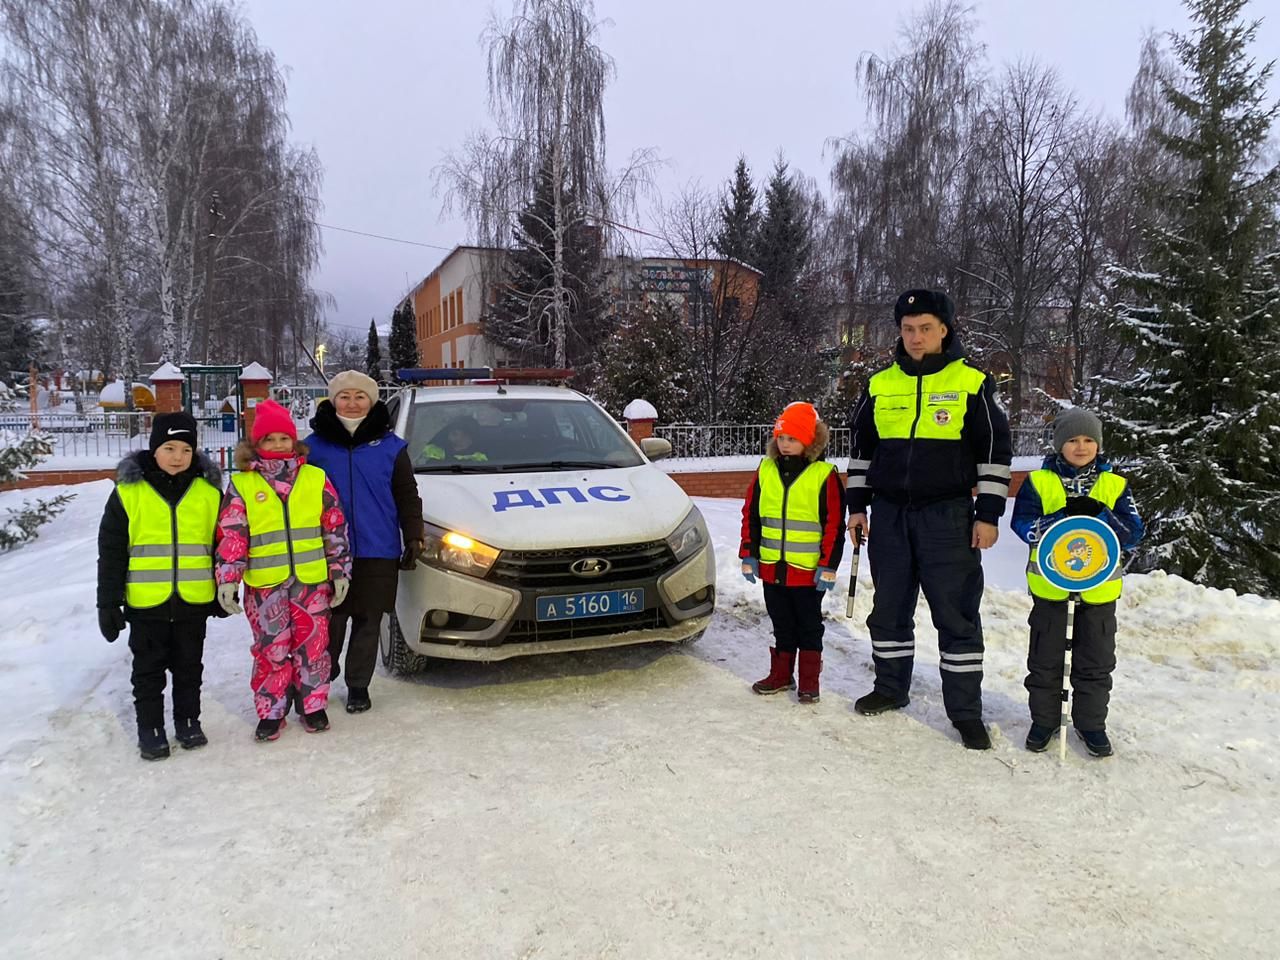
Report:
845,528,863,620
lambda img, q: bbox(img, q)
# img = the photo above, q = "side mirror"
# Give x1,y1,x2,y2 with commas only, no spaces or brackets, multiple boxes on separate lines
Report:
640,436,671,462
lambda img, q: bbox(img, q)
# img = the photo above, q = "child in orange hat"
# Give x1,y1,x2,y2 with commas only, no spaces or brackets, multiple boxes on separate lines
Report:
215,399,352,741
739,402,846,703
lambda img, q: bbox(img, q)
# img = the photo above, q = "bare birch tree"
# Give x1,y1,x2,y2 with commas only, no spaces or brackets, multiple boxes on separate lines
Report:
968,60,1076,424
438,0,652,368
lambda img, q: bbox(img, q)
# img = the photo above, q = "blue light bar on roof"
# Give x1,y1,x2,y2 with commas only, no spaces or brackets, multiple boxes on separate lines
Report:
396,367,493,382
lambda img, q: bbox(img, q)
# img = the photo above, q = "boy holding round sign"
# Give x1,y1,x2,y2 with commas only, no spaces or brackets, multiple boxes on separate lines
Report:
1011,408,1144,757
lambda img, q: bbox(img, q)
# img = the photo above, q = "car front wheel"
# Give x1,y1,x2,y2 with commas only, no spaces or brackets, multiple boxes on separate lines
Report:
380,611,429,676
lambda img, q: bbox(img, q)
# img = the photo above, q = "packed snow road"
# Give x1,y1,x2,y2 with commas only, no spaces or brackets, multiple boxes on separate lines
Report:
1,485,1277,958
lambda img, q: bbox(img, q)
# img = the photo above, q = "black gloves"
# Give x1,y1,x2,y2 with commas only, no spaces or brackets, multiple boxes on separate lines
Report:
98,606,126,642
399,539,425,571
1064,497,1105,517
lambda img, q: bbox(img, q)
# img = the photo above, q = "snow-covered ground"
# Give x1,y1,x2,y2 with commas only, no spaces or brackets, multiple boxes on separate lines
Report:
1,483,1277,958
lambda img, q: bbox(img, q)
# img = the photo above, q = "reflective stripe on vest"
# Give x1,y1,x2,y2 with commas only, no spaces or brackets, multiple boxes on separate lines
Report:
231,466,329,588
1026,470,1128,603
868,359,987,441
757,458,835,571
117,478,220,608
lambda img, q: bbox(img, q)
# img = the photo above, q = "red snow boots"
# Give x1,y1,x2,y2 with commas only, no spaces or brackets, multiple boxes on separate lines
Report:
797,651,822,704
752,647,796,695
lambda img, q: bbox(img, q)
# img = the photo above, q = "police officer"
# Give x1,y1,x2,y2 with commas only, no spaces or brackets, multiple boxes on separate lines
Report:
845,289,1012,750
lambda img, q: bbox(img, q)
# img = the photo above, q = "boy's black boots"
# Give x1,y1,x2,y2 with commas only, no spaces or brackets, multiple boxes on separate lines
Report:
175,718,208,749
1077,729,1114,757
1025,724,1055,752
138,726,171,761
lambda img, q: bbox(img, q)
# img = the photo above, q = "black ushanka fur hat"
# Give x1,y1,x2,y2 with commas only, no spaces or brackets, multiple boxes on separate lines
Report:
894,289,955,328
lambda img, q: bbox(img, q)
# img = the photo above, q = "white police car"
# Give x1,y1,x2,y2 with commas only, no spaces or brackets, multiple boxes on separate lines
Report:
378,379,715,672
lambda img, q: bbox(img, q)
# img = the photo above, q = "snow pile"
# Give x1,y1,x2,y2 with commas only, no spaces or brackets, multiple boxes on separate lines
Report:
0,484,1277,958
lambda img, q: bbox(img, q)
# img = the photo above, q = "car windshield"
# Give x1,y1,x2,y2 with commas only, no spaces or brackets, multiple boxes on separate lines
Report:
408,397,645,473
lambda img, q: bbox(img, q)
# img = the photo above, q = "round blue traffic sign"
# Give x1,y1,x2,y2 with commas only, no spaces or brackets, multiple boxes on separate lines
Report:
1037,515,1122,594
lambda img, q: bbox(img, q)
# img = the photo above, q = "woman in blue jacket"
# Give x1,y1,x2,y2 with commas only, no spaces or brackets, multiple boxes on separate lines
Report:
307,371,424,713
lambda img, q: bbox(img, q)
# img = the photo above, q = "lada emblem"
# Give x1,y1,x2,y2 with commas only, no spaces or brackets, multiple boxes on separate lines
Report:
570,557,612,578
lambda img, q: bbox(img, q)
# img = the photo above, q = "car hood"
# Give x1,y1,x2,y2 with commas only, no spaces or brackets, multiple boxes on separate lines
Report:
417,464,693,549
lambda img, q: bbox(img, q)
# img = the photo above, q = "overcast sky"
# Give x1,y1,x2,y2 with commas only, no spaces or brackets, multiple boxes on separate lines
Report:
235,0,1280,337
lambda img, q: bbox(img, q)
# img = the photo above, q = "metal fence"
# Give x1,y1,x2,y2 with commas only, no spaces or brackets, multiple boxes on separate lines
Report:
653,423,1049,459
0,411,241,462
3,409,1049,466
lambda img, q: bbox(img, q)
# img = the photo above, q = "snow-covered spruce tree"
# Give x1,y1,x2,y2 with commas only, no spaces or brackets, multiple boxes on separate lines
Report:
388,300,418,381
0,432,73,551
714,156,760,264
364,318,382,381
1105,0,1280,595
591,300,694,421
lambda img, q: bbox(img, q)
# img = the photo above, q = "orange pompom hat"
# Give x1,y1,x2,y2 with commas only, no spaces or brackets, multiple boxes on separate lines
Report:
772,402,819,447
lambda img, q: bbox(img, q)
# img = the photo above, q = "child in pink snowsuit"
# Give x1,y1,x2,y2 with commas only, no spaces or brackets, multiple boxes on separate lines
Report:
216,399,352,741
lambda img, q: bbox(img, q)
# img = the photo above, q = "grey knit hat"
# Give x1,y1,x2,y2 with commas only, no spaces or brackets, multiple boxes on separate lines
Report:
1053,407,1103,452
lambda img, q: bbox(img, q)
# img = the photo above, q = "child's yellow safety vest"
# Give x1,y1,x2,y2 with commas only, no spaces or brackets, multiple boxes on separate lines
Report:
756,459,835,571
1025,469,1127,604
117,479,220,608
230,466,329,588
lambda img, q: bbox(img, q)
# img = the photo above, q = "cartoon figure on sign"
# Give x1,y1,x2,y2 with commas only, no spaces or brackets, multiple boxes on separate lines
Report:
1045,527,1110,584
1065,537,1090,572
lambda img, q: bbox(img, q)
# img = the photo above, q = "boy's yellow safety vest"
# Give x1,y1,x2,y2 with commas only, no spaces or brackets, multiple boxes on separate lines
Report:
869,360,987,441
1025,469,1128,604
117,479,220,608
757,459,835,571
230,466,329,588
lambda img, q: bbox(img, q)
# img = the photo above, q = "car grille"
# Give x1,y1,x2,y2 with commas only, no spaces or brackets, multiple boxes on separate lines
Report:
488,540,676,588
502,608,666,644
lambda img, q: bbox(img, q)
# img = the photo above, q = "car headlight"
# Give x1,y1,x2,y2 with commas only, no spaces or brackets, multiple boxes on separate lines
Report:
421,522,500,577
666,507,708,562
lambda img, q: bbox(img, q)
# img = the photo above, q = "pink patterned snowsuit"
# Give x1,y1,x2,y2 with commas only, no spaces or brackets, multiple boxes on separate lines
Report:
216,454,352,720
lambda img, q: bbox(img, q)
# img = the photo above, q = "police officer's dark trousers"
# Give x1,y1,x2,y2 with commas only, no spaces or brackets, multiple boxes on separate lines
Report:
1025,596,1116,731
762,582,824,653
866,496,985,721
127,619,206,729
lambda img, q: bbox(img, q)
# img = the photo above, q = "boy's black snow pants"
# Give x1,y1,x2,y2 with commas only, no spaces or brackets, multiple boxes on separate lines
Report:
128,619,206,730
1025,595,1117,732
762,581,824,653
865,496,986,722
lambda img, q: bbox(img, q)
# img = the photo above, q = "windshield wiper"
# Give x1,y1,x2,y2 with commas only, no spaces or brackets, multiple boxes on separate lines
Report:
414,463,497,474
498,460,620,471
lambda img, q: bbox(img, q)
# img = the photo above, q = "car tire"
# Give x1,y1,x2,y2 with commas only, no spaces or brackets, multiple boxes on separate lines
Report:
380,611,429,676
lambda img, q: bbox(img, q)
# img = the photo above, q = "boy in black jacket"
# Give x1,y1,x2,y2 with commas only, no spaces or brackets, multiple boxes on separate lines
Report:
97,412,224,760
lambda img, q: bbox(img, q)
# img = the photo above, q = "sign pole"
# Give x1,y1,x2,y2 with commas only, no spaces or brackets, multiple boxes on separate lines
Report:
1059,591,1080,762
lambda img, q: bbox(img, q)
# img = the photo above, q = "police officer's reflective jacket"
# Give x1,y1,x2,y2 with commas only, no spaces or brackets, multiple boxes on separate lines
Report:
846,339,1013,525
